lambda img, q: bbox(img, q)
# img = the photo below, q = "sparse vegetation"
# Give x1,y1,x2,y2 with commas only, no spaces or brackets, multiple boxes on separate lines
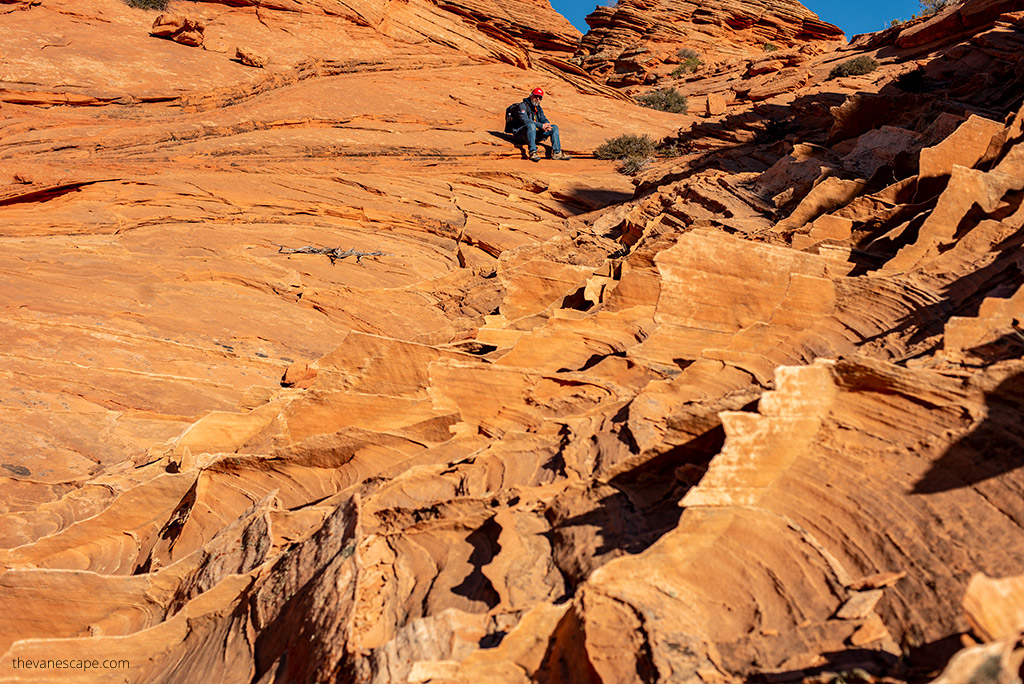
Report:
891,0,958,24
595,133,655,160
754,119,793,145
673,48,702,76
123,0,170,8
659,142,684,158
815,669,874,684
918,0,957,15
828,55,879,79
594,134,656,176
617,155,651,175
636,87,689,113
762,43,779,52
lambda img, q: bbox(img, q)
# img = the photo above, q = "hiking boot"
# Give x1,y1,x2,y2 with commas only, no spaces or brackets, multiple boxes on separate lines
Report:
552,152,572,161
529,151,541,162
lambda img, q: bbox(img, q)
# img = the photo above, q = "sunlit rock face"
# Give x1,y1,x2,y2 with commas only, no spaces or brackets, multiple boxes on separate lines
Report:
3,0,1024,680
575,0,844,88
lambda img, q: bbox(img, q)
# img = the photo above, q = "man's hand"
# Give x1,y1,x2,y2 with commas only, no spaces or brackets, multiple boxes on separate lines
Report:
542,123,552,132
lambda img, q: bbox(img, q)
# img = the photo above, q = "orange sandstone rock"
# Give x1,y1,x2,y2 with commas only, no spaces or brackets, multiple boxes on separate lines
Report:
151,13,205,47
234,46,267,68
964,574,1024,643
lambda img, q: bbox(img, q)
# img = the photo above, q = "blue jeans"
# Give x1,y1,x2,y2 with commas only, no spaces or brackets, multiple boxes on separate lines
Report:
514,122,561,155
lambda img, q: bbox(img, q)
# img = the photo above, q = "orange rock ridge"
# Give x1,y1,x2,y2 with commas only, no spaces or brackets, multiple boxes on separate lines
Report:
577,0,843,87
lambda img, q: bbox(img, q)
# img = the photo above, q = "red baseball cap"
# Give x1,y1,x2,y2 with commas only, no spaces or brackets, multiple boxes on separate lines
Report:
531,88,544,97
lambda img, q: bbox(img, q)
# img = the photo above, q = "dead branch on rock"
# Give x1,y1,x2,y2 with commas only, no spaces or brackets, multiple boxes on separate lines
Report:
275,244,393,265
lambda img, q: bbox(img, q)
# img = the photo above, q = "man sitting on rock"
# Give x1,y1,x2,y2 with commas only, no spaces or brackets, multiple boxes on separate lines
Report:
506,88,572,162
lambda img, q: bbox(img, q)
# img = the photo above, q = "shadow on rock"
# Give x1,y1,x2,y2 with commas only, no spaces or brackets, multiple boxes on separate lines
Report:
545,422,726,588
557,187,635,212
744,633,967,683
743,648,900,683
487,129,523,151
913,369,1024,494
450,518,502,609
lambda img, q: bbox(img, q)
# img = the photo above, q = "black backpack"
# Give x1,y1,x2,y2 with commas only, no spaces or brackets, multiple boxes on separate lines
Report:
504,102,522,134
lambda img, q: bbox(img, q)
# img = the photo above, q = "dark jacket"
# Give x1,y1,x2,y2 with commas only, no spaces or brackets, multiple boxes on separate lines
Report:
506,97,550,135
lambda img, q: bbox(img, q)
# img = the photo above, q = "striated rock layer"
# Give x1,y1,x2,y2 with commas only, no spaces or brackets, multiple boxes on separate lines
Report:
576,0,843,87
3,0,1024,681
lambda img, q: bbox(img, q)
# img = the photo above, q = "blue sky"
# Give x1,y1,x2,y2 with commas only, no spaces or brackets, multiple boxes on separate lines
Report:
552,0,927,38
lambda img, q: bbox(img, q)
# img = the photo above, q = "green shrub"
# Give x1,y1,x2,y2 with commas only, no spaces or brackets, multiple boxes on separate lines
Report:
763,42,779,52
124,0,170,8
594,134,656,175
595,133,655,160
753,119,793,144
659,142,683,157
828,55,879,79
898,0,955,21
636,87,688,114
918,0,955,15
618,154,651,175
672,48,701,76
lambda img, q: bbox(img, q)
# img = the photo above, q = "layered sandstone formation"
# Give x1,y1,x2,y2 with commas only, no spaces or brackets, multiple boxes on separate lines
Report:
3,0,1024,681
575,0,843,87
